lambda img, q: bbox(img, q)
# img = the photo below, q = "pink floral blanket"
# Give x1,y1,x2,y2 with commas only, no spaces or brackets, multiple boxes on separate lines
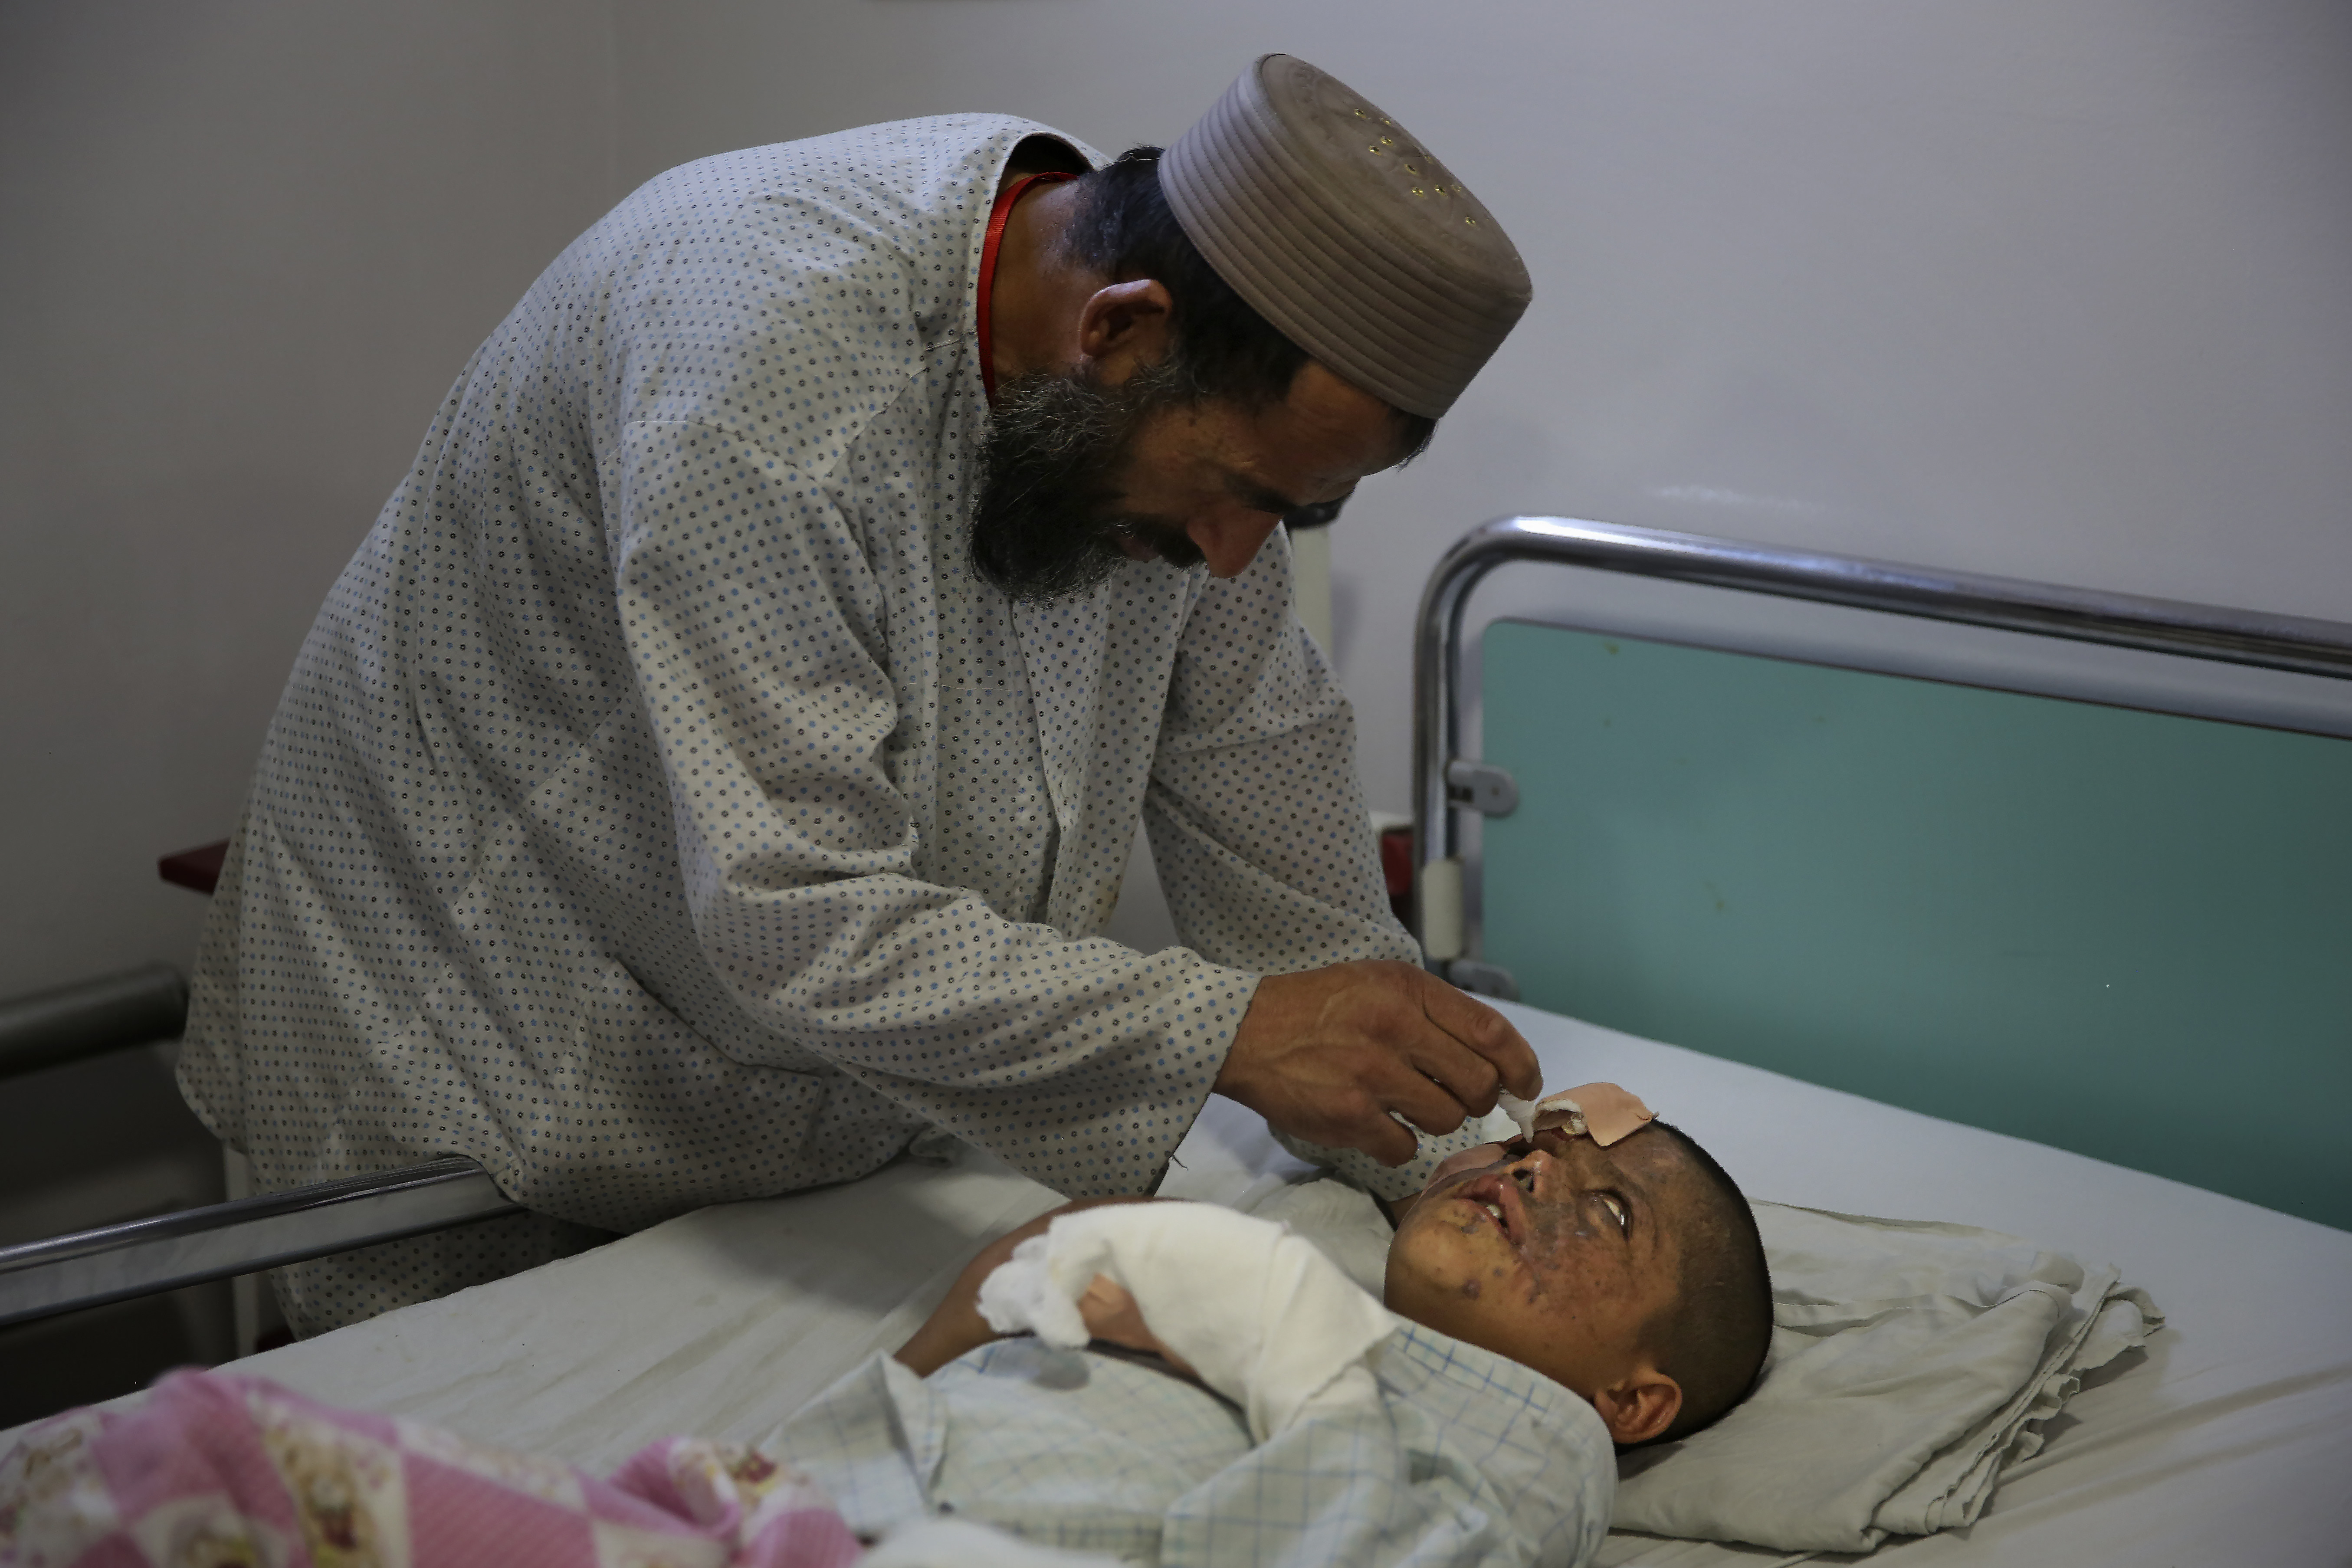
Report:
0,1371,862,1568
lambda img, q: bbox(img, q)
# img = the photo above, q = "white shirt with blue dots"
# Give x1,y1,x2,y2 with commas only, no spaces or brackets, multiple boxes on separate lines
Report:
178,116,1453,1335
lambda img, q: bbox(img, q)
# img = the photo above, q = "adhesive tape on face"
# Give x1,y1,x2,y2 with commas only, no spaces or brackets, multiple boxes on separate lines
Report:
1494,1082,1655,1147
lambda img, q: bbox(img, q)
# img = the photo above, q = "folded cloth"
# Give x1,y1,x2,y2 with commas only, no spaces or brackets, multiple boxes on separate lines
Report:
975,1202,1401,1443
1611,1203,2163,1554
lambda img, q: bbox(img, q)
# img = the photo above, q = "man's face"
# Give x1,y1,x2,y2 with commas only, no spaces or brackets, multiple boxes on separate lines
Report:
1385,1125,1690,1401
971,358,1404,601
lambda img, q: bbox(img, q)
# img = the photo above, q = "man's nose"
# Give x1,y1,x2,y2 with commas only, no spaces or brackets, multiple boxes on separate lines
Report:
1184,509,1283,578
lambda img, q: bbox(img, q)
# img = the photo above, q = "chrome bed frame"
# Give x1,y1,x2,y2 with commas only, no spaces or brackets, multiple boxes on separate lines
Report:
1411,517,2352,992
0,967,514,1329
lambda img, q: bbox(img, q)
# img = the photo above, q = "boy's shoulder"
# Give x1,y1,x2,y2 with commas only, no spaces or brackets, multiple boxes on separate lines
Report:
1370,1322,1618,1562
1377,1321,1602,1434
1232,1175,1396,1296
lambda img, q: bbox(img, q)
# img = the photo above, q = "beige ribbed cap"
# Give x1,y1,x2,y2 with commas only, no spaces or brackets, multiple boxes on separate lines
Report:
1160,54,1531,419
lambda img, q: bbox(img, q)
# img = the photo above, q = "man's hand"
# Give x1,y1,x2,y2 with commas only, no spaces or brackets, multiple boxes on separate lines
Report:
1214,960,1541,1166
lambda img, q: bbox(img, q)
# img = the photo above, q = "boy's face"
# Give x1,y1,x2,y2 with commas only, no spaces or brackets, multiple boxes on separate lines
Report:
1385,1125,1691,1429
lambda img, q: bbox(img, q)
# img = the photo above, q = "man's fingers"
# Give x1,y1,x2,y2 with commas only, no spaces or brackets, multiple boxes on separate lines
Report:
1374,1060,1471,1140
1222,959,1540,1168
1405,1030,1503,1116
1317,1087,1423,1165
1417,976,1542,1099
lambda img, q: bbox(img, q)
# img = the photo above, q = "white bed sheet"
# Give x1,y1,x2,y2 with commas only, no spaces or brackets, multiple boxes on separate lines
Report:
14,1004,2349,1563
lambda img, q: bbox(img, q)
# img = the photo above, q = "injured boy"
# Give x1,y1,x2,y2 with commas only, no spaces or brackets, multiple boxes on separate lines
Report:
0,1088,1770,1568
768,1084,1773,1568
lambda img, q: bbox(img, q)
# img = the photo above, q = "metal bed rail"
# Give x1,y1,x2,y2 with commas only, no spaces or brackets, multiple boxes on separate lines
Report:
1411,516,2352,986
1,963,522,1326
0,1156,521,1329
0,963,189,1080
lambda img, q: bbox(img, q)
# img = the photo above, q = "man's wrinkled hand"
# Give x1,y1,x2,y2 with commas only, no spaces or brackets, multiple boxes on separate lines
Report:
1212,959,1542,1166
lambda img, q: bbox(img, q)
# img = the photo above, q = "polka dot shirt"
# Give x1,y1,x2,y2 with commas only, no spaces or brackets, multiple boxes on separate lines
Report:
177,116,1435,1333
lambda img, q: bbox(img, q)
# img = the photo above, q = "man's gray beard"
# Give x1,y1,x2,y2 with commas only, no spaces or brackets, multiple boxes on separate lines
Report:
969,358,1204,603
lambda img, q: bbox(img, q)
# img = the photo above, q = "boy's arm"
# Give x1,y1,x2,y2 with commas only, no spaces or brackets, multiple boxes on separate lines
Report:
900,1134,1514,1373
894,1196,1172,1375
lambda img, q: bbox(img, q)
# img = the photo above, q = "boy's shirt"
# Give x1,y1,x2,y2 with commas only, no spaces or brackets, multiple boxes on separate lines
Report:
768,1320,1614,1567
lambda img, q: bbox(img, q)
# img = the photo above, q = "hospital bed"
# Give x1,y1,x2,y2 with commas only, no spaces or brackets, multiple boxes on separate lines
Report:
6,519,2350,1561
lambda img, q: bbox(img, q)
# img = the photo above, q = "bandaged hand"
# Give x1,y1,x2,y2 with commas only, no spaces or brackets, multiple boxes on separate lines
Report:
1075,1275,1197,1377
973,1201,1401,1441
894,1196,1167,1376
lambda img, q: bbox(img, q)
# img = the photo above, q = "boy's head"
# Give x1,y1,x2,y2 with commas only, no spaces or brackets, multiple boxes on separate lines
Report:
1384,1106,1771,1446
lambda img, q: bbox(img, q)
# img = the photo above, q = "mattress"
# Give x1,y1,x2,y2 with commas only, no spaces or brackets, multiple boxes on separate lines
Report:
12,1002,2349,1562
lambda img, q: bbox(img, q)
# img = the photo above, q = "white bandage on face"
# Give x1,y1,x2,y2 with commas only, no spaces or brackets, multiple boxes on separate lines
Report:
1494,1082,1656,1147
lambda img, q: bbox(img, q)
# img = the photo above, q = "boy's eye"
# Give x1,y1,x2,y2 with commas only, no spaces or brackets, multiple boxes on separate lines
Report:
1595,1192,1628,1232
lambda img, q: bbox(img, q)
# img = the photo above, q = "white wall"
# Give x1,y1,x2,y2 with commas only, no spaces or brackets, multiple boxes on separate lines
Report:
0,2,619,997
5,0,2347,997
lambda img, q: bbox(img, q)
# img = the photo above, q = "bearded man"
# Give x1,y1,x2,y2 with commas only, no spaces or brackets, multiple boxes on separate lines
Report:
180,56,1539,1334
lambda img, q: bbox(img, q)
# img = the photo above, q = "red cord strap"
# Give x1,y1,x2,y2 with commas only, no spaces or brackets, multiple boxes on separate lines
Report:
976,171,1076,406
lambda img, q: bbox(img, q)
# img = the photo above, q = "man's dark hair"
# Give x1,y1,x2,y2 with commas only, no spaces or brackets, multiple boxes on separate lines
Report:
1058,147,1437,466
1638,1121,1774,1444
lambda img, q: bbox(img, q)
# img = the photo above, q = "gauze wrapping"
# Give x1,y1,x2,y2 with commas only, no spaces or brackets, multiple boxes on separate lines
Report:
1494,1089,1545,1141
975,1204,1400,1443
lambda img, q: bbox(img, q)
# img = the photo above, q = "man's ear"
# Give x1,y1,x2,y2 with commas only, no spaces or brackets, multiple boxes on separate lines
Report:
1590,1365,1681,1446
1075,278,1174,380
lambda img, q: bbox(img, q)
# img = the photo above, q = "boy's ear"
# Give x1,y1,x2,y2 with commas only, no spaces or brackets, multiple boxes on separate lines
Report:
1591,1365,1681,1446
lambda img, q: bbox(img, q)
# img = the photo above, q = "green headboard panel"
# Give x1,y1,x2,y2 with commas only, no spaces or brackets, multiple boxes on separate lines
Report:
1479,620,2352,1230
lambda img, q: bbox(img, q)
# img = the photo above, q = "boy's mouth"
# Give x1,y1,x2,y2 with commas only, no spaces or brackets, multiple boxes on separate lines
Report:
1447,1171,1529,1248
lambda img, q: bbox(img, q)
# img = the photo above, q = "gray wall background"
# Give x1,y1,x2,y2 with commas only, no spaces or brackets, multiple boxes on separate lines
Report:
4,0,2348,1000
